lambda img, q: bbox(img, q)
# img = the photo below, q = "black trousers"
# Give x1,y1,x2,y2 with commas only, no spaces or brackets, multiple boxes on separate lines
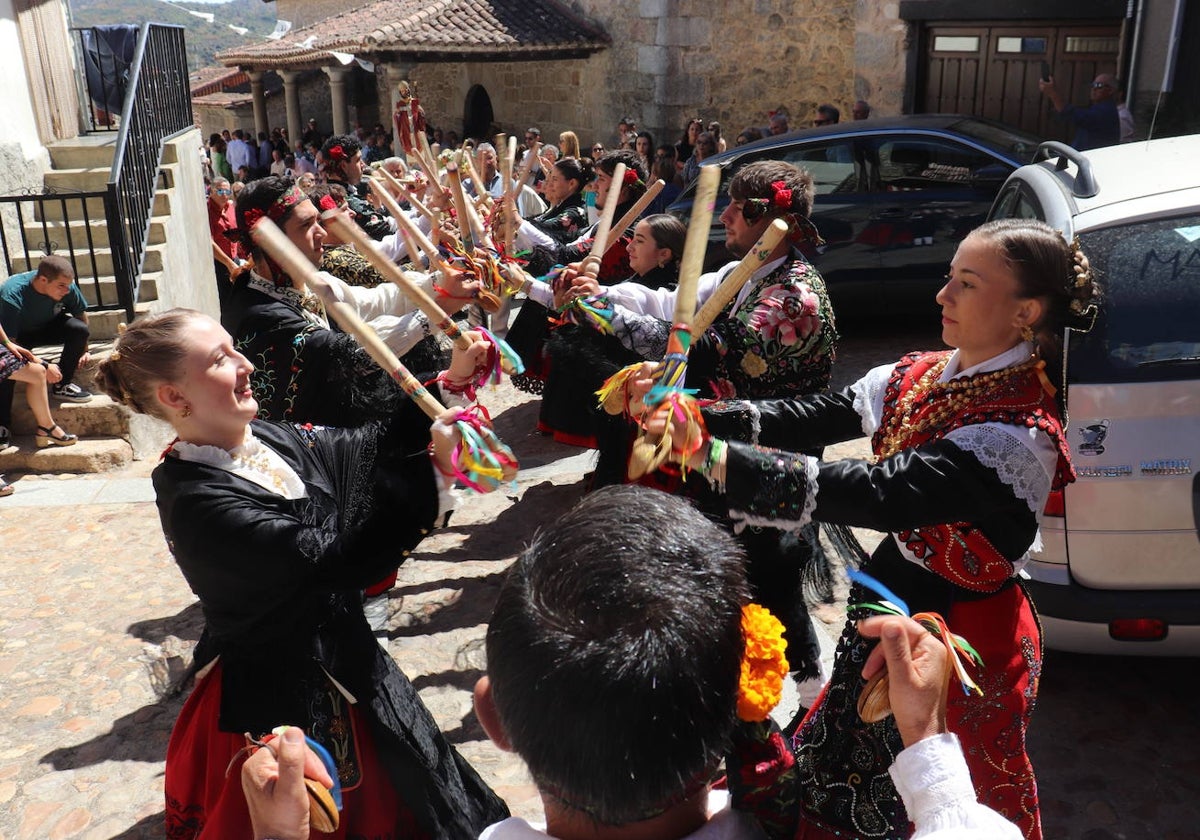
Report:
0,314,89,425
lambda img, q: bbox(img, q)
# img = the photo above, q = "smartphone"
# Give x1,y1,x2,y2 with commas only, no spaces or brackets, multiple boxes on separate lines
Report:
1040,61,1052,83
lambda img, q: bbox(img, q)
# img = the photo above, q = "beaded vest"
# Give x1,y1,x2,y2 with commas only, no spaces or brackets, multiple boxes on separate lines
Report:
871,350,1075,592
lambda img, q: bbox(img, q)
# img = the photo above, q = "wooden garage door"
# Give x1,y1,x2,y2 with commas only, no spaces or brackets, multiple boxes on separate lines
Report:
922,22,1120,140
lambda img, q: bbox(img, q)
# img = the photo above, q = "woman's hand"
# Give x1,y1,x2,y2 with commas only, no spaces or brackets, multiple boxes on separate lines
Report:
446,330,490,383
429,408,465,481
437,263,481,303
6,342,37,364
568,269,601,299
44,362,63,385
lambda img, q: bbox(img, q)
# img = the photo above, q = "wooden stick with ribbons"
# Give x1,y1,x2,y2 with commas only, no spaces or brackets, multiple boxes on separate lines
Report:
374,167,438,228
597,217,789,417
501,136,518,255
578,162,626,280
252,217,519,491
602,179,665,254
252,217,445,419
321,208,524,379
627,165,721,480
367,178,452,275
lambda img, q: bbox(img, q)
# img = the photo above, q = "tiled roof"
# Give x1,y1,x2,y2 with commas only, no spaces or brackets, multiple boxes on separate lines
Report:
217,0,609,68
190,66,246,96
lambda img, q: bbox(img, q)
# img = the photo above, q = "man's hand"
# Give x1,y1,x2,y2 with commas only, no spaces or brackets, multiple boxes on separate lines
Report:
858,616,951,748
44,362,63,385
241,726,333,840
79,350,91,368
1037,77,1065,111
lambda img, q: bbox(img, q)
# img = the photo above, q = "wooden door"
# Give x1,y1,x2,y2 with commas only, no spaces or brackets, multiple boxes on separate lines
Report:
922,22,1120,139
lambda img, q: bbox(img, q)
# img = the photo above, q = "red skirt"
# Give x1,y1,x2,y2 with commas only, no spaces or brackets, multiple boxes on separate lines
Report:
164,662,425,839
793,584,1043,840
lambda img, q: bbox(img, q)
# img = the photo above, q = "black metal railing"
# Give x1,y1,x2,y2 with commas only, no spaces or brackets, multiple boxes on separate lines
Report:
0,190,109,304
72,25,136,134
0,23,189,321
105,22,192,320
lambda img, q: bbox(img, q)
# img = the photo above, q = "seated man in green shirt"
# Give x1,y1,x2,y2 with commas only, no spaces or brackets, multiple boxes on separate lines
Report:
0,256,93,434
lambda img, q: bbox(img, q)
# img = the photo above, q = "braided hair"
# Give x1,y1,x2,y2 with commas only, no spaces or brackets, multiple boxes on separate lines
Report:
95,309,203,421
969,218,1102,408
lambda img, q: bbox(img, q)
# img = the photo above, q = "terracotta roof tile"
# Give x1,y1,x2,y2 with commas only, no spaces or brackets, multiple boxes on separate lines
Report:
218,0,609,67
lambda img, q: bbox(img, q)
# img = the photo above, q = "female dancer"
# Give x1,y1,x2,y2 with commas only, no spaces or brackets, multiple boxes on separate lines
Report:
539,213,685,453
506,152,646,401
96,309,508,838
651,218,1098,839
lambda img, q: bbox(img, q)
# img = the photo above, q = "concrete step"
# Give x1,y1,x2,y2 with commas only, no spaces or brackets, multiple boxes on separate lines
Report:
22,218,167,249
9,245,164,283
43,167,176,194
76,273,159,308
88,301,153,341
9,391,130,438
46,135,118,170
0,435,133,474
34,188,172,222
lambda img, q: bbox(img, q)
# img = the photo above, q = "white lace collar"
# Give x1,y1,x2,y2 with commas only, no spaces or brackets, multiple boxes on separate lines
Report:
940,341,1034,382
172,430,307,499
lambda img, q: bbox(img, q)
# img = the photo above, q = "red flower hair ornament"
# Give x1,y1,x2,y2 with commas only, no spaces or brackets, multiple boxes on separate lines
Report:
770,180,793,209
327,144,347,162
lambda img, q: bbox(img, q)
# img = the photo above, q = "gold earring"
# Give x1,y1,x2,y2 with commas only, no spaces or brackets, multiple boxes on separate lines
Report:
1020,324,1034,344
181,404,193,418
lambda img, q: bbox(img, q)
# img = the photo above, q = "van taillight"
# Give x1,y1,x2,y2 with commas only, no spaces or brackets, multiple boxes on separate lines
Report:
1109,619,1167,642
1043,490,1065,517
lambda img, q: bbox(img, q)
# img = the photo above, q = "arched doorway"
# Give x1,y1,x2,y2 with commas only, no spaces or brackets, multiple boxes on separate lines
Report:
463,84,495,142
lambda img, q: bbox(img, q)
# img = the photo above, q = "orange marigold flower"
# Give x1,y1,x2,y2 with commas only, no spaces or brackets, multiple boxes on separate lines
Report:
737,603,789,722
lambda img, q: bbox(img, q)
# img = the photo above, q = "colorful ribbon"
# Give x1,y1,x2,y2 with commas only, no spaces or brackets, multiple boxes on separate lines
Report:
847,568,984,698
450,405,519,493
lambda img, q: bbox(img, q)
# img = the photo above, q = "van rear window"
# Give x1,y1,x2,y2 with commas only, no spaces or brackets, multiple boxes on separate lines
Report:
1070,214,1200,383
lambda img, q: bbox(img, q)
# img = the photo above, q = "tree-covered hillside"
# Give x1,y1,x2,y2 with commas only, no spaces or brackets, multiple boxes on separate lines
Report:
68,0,278,71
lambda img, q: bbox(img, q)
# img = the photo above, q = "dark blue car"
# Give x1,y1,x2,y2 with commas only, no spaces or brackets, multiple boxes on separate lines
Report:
668,115,1041,317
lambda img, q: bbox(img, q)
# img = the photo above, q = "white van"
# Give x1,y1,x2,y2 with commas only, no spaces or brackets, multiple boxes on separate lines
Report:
989,136,1200,655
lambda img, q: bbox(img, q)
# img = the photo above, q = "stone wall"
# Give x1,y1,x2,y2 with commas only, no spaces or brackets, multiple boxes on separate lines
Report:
360,0,906,156
854,0,910,118
401,58,609,148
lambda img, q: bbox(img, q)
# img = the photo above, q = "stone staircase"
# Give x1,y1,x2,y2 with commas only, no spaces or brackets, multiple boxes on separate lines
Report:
0,134,177,476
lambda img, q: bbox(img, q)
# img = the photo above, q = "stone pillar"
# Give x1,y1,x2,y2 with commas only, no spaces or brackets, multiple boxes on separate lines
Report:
280,70,304,153
248,70,269,137
380,61,417,159
323,65,350,136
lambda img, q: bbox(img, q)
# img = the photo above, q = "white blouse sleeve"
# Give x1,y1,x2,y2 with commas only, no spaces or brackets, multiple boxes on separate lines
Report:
848,362,896,436
892,734,1022,839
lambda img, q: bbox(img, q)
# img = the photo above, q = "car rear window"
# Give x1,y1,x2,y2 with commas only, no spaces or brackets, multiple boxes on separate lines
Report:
1069,214,1200,383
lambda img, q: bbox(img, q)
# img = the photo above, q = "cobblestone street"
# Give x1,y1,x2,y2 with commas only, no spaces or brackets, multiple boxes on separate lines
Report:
1,320,1197,839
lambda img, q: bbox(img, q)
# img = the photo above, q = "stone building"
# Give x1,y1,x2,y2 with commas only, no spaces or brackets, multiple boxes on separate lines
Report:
213,0,1196,152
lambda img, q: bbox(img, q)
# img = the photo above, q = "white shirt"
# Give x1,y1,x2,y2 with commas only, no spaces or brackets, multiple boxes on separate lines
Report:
478,735,1018,840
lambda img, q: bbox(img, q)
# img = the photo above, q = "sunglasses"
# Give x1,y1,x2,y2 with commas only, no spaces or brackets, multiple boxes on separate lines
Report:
592,146,604,152
813,119,832,126
1091,82,1112,89
214,188,231,195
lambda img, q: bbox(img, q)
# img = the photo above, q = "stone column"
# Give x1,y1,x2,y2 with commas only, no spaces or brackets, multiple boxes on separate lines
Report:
247,70,269,137
380,61,417,159
279,70,304,152
323,65,350,136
